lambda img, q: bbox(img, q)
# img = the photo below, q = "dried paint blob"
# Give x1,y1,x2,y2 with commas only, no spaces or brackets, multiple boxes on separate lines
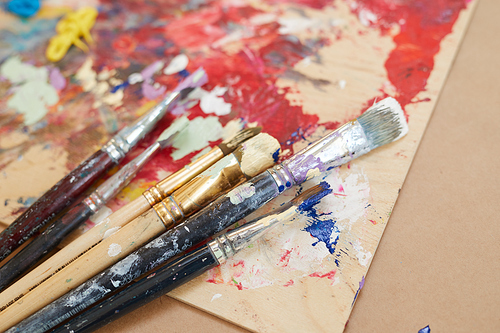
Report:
200,86,232,116
107,243,122,257
164,54,189,75
1,56,59,125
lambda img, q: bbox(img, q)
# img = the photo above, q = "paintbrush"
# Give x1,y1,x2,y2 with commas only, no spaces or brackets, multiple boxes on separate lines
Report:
0,117,189,292
52,182,332,333
0,125,261,312
4,97,408,333
0,67,207,262
0,132,279,330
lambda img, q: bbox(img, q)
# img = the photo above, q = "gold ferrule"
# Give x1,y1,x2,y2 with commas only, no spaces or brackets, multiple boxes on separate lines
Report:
142,146,224,206
153,154,246,230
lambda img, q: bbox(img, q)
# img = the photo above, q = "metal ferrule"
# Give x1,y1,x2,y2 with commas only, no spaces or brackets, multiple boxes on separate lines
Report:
88,142,161,213
153,153,246,230
267,163,296,193
208,204,297,264
102,92,180,163
282,120,370,184
142,146,224,207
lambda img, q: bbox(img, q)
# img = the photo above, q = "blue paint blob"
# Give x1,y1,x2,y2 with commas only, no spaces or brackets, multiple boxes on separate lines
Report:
298,182,339,254
418,326,431,333
278,185,285,192
286,181,291,187
111,81,130,93
297,182,332,212
7,0,40,18
272,148,280,163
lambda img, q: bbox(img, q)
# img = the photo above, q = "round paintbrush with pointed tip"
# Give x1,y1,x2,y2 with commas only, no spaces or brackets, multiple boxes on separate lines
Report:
0,123,260,313
0,132,277,332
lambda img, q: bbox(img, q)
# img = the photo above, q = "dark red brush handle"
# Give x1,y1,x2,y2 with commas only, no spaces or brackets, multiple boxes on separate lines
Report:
0,149,115,262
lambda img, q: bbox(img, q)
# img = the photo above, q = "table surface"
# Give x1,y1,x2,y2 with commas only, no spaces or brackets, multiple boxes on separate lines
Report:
98,0,500,332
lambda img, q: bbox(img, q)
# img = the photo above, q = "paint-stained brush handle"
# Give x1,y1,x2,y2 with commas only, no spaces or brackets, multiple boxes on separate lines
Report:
53,247,217,333
0,202,93,291
0,149,115,262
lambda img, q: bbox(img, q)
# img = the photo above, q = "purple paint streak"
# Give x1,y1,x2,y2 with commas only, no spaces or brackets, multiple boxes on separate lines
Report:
141,81,167,100
286,153,326,183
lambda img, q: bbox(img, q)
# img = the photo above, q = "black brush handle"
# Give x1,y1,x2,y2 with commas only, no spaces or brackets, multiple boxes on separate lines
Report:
9,171,281,333
54,246,217,333
0,150,115,262
0,202,93,292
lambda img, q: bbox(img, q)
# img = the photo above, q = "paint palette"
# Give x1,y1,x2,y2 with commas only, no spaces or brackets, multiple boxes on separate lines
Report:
0,0,477,332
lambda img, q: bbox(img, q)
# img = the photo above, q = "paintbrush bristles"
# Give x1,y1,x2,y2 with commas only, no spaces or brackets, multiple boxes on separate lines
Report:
236,133,280,177
357,97,408,150
218,127,262,155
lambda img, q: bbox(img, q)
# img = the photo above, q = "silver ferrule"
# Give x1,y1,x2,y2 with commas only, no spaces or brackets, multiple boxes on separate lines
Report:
267,164,296,193
89,142,161,210
83,193,104,213
282,120,370,184
102,92,180,163
208,204,297,264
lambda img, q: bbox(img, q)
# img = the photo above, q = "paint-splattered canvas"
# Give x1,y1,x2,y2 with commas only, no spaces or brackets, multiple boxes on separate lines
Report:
0,0,476,332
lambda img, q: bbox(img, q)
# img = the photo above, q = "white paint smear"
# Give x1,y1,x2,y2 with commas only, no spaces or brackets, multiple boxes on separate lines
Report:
228,183,256,205
211,294,222,302
107,243,122,257
102,227,120,240
164,54,189,75
205,165,372,290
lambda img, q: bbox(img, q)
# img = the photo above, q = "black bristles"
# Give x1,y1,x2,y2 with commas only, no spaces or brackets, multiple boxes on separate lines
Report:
179,87,195,100
357,97,408,149
218,127,262,155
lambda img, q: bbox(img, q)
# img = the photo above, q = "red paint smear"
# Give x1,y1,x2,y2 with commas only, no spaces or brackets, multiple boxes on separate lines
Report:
278,248,293,267
232,260,245,268
369,219,377,225
309,269,336,281
283,279,294,287
349,0,469,108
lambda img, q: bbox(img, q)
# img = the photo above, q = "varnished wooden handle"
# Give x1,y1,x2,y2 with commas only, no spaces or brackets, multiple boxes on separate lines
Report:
0,149,115,262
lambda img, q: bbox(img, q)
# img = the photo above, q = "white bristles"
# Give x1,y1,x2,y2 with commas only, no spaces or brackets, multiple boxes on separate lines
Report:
357,97,408,149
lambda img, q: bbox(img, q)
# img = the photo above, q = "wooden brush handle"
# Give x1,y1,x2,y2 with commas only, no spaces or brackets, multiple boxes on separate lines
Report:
4,172,281,333
53,247,218,333
0,149,115,262
0,202,93,292
0,195,150,315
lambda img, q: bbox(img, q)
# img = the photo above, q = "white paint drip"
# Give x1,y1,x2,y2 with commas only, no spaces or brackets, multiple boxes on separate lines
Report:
157,116,189,143
228,183,256,205
211,294,222,302
164,54,189,75
352,240,372,267
128,73,144,84
64,280,111,307
200,86,232,116
107,243,122,257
